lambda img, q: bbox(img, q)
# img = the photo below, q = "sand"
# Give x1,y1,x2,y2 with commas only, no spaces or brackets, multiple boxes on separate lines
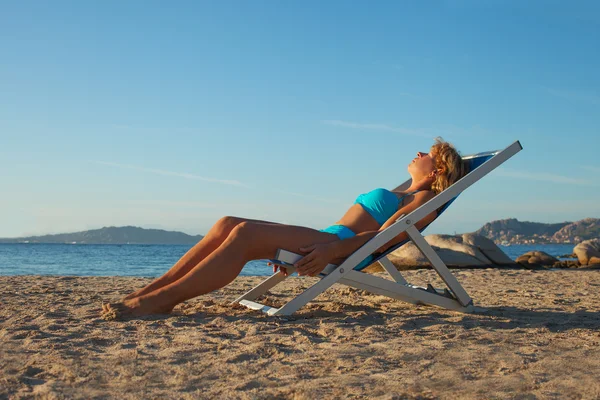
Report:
1,269,600,399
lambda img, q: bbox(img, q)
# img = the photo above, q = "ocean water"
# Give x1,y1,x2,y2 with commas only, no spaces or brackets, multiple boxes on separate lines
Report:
498,244,575,261
0,243,577,277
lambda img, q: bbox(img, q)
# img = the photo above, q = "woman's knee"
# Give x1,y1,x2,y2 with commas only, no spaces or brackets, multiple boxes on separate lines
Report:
227,222,264,258
228,221,255,240
215,216,245,234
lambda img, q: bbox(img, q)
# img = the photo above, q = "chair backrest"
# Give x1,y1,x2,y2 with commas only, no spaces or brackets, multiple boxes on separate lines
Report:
434,150,497,216
357,149,500,271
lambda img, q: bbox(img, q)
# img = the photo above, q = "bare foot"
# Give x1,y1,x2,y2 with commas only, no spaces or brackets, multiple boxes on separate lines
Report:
121,280,170,301
121,290,143,301
100,298,174,320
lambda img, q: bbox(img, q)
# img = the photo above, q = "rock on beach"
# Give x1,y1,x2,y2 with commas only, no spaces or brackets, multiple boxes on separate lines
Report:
380,233,516,271
574,239,600,266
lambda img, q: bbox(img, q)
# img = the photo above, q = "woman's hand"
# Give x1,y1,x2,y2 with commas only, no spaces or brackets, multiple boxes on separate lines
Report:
267,262,290,276
294,243,337,277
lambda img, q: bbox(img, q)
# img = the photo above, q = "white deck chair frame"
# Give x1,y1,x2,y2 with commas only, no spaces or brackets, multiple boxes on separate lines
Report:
234,141,523,316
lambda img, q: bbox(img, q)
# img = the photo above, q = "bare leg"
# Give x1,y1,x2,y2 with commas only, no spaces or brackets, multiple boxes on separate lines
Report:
123,216,278,300
104,222,338,318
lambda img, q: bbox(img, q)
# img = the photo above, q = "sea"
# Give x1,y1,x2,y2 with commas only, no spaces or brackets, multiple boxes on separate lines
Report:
0,243,577,277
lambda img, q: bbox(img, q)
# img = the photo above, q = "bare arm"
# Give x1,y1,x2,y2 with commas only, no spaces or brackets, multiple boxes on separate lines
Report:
329,191,437,259
294,190,437,276
292,231,379,276
329,230,379,260
375,190,437,253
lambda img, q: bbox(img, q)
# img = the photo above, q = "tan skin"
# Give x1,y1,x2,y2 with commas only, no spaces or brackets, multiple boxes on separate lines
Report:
102,150,443,318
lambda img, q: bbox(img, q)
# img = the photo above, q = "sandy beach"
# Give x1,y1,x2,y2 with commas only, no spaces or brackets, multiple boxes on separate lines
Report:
1,269,600,399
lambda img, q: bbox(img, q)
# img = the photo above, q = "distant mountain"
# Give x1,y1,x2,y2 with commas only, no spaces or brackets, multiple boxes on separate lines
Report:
475,218,599,245
3,218,598,246
0,226,204,245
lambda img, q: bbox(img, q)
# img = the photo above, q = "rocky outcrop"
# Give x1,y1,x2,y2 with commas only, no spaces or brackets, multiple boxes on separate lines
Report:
369,233,516,271
574,239,600,266
516,251,558,266
475,218,599,245
461,233,515,265
476,218,565,244
360,232,600,272
553,219,600,243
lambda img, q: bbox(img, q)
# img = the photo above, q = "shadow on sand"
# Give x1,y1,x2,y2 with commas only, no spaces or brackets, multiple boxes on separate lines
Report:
386,306,600,332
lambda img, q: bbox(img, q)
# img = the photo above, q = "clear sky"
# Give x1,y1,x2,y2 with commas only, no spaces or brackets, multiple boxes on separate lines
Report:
1,0,599,238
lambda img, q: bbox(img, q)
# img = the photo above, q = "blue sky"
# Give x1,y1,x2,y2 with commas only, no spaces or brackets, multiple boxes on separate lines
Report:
1,0,599,238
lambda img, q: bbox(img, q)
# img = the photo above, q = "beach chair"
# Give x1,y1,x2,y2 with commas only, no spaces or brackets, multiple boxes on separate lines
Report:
234,141,523,316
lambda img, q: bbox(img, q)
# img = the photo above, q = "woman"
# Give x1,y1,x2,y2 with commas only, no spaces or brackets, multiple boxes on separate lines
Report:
102,138,464,318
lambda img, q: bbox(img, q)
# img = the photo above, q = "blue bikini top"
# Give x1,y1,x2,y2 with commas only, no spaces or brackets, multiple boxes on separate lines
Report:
354,188,420,225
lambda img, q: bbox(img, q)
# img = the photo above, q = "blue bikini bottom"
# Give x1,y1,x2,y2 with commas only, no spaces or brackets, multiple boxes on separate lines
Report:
319,225,374,271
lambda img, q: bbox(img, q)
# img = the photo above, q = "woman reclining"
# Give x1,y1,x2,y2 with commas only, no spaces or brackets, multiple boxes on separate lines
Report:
102,138,464,318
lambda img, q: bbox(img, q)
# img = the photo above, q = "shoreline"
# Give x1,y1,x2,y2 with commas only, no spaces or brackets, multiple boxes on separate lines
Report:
1,261,595,280
2,269,600,398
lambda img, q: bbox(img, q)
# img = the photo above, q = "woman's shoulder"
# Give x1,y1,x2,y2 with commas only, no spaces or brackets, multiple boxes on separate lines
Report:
414,189,435,197
409,189,436,203
396,189,435,197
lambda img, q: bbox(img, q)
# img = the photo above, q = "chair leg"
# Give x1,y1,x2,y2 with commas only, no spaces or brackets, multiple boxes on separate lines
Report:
341,271,474,312
272,266,349,316
405,225,473,307
232,271,289,304
379,257,408,284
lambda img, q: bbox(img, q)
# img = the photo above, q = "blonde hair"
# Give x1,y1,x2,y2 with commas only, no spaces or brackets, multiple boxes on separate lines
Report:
430,137,465,194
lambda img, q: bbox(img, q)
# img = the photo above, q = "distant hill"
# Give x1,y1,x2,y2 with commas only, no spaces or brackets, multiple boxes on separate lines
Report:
0,226,204,245
475,218,599,245
3,218,598,246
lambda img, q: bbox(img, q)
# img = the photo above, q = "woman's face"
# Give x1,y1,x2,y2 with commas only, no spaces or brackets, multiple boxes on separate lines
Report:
408,150,436,178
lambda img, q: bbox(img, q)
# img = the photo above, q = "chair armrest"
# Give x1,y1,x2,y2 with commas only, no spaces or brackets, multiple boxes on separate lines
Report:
272,249,339,275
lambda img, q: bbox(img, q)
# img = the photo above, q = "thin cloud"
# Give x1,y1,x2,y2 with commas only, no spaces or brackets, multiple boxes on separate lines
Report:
494,168,598,186
91,161,345,204
323,120,430,137
324,119,493,138
460,199,600,214
92,161,247,187
121,199,259,210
